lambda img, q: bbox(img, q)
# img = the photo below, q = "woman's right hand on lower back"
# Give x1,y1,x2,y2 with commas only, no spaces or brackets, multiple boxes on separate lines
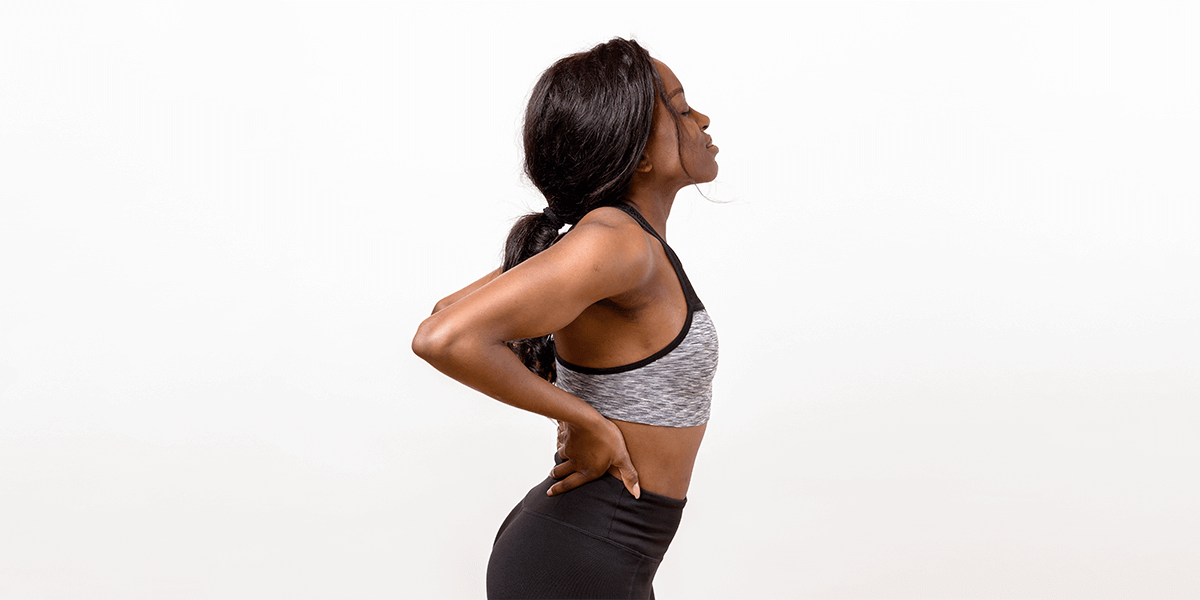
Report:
550,417,640,499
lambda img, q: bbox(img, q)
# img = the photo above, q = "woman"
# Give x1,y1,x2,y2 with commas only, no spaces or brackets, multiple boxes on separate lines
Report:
412,38,719,599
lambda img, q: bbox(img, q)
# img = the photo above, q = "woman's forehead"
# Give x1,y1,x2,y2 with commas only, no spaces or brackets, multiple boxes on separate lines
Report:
652,58,682,91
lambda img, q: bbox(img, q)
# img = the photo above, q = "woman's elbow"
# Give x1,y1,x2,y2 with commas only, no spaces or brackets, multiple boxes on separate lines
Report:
412,317,452,364
412,315,484,368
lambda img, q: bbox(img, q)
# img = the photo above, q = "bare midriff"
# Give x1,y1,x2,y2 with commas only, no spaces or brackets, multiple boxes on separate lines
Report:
607,420,706,500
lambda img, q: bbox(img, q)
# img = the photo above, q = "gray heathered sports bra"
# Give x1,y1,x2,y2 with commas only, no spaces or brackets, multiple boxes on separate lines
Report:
554,203,718,428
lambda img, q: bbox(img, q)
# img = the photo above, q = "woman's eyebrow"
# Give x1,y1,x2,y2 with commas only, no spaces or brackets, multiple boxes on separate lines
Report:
667,87,685,99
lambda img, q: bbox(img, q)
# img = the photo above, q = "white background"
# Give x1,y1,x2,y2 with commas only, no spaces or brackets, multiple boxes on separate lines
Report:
2,2,1198,599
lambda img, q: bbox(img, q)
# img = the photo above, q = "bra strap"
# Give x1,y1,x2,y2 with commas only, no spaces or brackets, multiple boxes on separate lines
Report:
613,203,704,311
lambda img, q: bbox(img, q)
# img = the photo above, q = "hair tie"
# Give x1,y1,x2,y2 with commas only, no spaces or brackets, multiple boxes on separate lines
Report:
542,207,565,230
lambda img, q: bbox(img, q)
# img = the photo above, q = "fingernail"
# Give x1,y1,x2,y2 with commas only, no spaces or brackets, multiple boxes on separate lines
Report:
633,483,641,500
546,489,555,496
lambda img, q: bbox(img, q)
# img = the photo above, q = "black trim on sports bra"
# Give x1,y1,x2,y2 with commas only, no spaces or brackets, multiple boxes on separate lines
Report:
554,203,705,375
611,203,705,312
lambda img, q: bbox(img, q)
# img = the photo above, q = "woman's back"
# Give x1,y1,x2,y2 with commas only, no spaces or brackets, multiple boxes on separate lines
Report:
553,204,715,500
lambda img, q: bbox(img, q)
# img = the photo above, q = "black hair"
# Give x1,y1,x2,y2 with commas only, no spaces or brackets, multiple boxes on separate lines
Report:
502,37,683,381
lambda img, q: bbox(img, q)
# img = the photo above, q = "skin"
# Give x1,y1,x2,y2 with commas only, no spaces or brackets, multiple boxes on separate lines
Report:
412,59,716,500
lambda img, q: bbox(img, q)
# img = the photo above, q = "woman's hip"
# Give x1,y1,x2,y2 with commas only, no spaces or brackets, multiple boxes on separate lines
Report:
486,459,688,599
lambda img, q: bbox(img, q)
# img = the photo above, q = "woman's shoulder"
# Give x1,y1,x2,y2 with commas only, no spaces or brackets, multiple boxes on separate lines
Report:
548,206,655,283
563,206,648,249
575,205,640,230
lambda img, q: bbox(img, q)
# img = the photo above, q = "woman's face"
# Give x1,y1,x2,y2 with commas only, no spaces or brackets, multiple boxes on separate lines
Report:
646,59,718,186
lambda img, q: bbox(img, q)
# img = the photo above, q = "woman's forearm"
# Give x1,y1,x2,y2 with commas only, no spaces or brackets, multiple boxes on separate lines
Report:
431,267,502,314
412,318,605,428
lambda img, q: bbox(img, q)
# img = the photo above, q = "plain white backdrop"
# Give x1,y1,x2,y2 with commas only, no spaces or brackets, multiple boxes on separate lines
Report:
2,2,1198,598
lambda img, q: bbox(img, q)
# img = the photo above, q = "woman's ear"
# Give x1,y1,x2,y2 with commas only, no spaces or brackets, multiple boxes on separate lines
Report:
635,154,653,173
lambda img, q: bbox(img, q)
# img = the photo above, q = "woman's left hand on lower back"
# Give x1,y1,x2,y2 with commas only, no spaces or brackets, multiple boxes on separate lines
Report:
550,417,641,499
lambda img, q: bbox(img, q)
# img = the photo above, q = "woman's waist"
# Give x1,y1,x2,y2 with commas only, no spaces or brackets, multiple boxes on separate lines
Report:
525,456,685,560
611,419,706,500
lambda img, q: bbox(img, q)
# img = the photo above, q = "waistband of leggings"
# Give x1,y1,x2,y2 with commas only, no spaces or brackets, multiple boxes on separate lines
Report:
532,454,685,559
553,453,687,509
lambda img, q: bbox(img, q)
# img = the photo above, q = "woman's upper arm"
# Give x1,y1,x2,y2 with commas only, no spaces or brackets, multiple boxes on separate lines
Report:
419,219,652,348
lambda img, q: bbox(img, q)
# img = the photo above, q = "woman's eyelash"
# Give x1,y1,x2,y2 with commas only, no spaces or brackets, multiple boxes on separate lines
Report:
681,108,693,116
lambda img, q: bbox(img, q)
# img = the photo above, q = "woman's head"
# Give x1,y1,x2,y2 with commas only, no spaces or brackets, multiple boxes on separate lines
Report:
522,38,659,225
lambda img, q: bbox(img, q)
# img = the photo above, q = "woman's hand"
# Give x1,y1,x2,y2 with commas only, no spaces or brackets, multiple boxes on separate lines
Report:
550,417,640,499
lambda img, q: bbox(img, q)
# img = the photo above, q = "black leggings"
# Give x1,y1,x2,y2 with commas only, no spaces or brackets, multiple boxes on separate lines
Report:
486,455,687,599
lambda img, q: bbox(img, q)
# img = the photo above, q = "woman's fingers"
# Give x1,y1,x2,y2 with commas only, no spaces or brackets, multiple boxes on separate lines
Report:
548,417,640,498
547,470,598,496
549,459,574,480
613,457,641,500
548,459,640,499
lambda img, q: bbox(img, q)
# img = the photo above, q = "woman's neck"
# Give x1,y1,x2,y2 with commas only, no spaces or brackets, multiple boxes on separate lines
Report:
623,190,676,239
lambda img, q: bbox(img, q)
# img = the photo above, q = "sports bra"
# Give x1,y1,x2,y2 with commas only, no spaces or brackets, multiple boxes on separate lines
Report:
553,203,718,428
